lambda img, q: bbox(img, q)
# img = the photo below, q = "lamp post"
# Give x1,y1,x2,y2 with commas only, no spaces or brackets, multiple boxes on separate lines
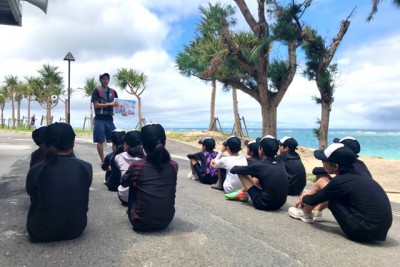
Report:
63,52,75,124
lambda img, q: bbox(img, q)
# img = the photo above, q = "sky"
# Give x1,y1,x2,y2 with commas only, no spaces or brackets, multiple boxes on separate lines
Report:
1,0,399,131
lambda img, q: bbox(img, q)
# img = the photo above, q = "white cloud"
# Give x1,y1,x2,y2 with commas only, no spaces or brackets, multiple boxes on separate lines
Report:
1,1,399,131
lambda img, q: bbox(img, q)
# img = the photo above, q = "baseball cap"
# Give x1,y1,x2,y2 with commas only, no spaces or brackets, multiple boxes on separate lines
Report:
223,136,241,153
279,136,298,150
123,130,141,147
312,167,329,176
32,126,47,146
111,129,125,145
99,73,110,80
45,122,76,151
314,143,356,166
333,136,360,155
259,135,279,156
244,137,261,155
140,123,166,151
198,137,216,151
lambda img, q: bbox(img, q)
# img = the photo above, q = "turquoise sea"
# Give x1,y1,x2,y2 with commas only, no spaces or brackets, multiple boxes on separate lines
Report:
166,128,400,160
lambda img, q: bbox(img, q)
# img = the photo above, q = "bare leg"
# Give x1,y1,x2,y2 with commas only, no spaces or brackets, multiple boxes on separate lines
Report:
301,177,330,213
190,159,197,174
97,142,104,163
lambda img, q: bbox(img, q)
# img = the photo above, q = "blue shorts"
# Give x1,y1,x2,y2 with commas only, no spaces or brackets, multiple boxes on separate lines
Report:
93,120,116,143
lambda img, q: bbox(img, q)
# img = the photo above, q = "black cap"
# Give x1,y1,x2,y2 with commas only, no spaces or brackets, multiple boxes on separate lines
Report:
124,130,141,147
140,123,166,151
198,137,216,152
111,129,125,145
314,143,356,166
259,135,279,156
312,167,329,176
244,137,260,155
279,136,298,151
99,73,110,80
45,122,76,151
32,126,47,146
223,136,241,153
333,136,361,155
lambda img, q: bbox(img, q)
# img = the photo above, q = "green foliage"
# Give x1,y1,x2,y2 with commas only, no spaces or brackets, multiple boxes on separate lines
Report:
82,77,98,97
114,68,147,96
269,60,290,91
35,64,64,107
272,3,304,43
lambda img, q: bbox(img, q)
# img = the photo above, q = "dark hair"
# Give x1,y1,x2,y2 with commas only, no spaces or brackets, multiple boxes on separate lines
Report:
127,145,145,159
146,143,171,170
44,123,75,164
140,124,170,171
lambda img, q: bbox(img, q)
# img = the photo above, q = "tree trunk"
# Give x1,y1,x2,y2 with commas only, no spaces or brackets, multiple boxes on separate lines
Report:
1,106,4,128
260,98,277,137
90,101,94,131
208,79,217,131
17,100,21,127
11,95,15,128
46,98,52,125
232,87,244,137
27,99,31,129
319,101,331,149
137,96,142,129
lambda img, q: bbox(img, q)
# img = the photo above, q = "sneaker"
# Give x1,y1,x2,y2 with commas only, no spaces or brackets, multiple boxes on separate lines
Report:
236,192,249,202
187,172,198,180
225,189,241,200
288,207,313,223
211,182,223,190
312,210,324,222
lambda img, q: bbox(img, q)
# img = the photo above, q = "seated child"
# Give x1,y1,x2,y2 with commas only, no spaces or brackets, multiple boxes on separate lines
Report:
26,123,92,242
187,137,219,184
276,136,306,196
115,130,145,204
230,136,288,211
210,136,247,194
288,143,392,242
101,129,125,191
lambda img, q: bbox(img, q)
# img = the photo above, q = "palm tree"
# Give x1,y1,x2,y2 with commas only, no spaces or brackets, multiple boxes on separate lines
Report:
3,75,18,128
114,68,148,129
368,0,400,21
0,86,7,128
15,81,27,127
35,64,64,125
25,76,38,128
81,77,98,130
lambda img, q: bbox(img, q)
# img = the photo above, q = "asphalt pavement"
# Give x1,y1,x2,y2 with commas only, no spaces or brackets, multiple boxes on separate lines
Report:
0,131,399,267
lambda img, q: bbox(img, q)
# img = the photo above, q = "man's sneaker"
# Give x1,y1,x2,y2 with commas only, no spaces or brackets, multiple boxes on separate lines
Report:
187,172,198,180
288,207,313,223
236,192,249,202
211,182,223,190
225,189,241,200
312,210,324,222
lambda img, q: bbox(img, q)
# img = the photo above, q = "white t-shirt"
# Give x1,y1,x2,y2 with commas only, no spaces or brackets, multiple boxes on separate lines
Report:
213,153,247,193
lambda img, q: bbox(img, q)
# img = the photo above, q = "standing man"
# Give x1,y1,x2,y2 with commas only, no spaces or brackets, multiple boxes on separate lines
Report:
91,73,118,163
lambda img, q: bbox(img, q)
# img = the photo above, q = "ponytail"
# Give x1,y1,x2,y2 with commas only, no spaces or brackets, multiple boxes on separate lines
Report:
146,143,171,171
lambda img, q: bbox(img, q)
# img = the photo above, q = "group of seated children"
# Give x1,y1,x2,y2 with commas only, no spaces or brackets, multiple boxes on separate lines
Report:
187,135,393,242
27,123,177,243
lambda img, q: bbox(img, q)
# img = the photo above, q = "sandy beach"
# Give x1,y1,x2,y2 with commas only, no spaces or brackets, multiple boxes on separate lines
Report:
167,130,400,203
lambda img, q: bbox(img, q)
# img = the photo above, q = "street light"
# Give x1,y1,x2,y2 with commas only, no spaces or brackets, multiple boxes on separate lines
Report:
63,52,75,124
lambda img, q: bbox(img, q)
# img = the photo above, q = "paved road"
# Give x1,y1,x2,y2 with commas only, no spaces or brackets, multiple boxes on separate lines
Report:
0,132,399,267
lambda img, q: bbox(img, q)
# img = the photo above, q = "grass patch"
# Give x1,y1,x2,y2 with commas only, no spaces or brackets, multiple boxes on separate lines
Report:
306,173,316,183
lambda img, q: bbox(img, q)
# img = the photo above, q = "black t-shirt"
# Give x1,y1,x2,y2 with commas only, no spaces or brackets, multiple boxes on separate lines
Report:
231,158,288,210
26,155,93,242
91,87,118,121
121,159,178,230
276,152,306,196
303,171,392,240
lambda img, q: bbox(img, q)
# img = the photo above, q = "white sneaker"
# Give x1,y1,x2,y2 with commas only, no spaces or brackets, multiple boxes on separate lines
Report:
187,172,198,180
312,210,324,222
288,207,313,223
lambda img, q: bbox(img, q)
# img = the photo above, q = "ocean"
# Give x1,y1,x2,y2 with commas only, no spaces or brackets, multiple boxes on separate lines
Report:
165,128,400,160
